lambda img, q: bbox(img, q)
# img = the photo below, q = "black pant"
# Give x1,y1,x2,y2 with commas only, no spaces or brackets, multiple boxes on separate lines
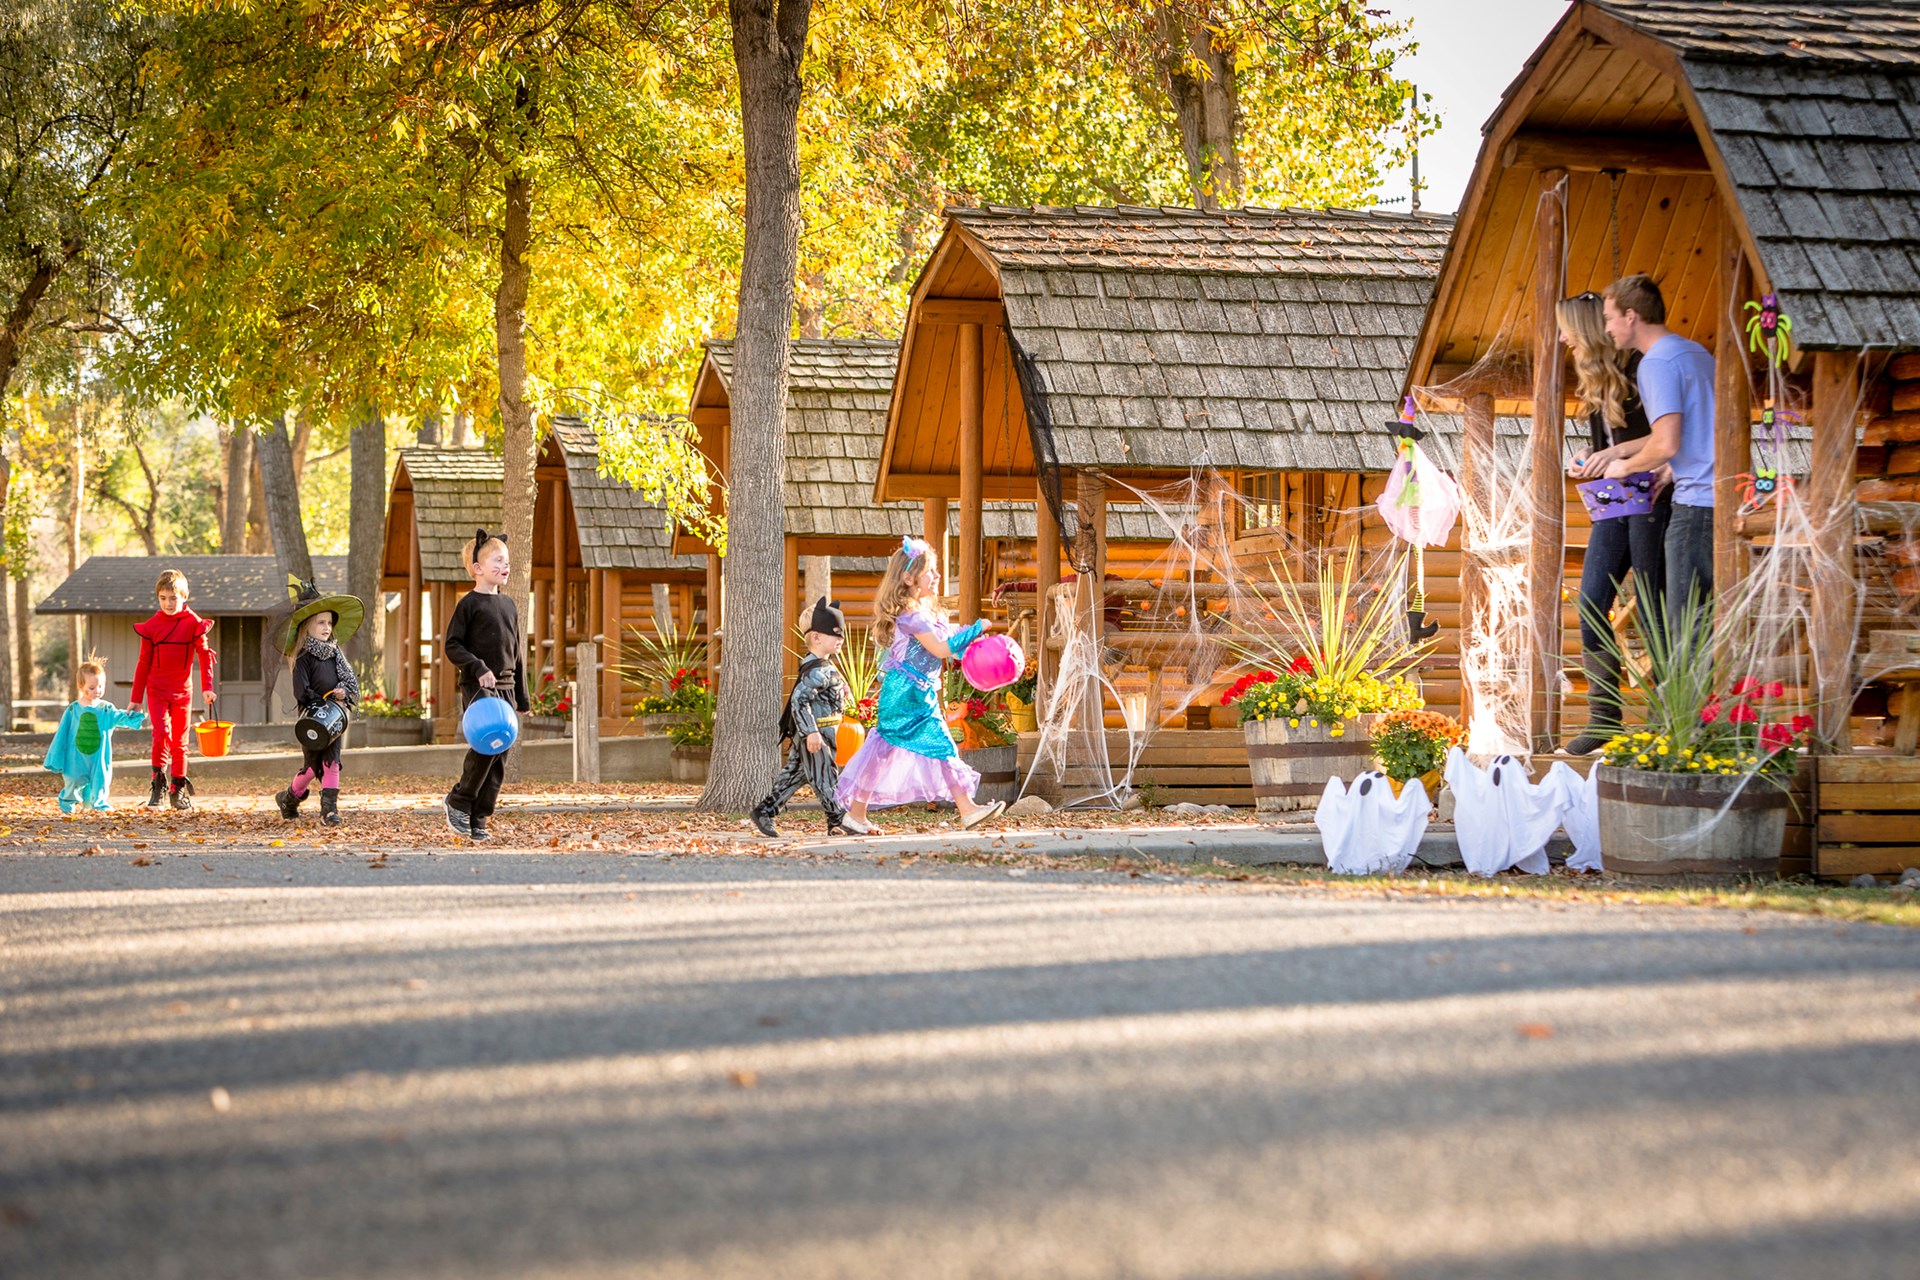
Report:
447,682,515,820
758,735,844,824
1577,492,1671,728
1665,501,1716,644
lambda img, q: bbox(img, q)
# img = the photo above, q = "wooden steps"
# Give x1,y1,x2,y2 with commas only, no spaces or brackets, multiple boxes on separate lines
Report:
1814,755,1920,879
1017,729,1253,807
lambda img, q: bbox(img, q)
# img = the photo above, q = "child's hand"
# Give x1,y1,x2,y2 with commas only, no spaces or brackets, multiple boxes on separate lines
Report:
327,689,345,701
478,671,498,690
806,731,825,754
204,690,217,704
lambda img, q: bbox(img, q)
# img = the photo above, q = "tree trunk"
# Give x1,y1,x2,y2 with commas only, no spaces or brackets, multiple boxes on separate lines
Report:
701,0,812,811
346,406,386,672
0,240,78,402
451,409,470,447
246,451,269,553
497,156,536,704
0,451,12,729
67,381,84,690
290,410,314,489
417,409,441,446
256,414,314,584
14,574,30,703
1158,19,1241,209
222,427,252,552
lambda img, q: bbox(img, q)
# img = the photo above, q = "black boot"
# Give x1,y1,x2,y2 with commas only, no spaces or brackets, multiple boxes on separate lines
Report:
276,787,305,820
319,789,340,826
1565,652,1623,756
751,802,780,838
169,776,195,812
468,813,490,842
147,768,167,810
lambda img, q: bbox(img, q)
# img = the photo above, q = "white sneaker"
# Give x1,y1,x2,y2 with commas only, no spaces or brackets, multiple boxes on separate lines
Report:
961,800,1006,830
837,814,876,835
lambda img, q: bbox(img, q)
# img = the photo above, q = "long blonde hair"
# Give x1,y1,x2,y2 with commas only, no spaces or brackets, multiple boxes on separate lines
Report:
1555,293,1631,436
871,539,939,650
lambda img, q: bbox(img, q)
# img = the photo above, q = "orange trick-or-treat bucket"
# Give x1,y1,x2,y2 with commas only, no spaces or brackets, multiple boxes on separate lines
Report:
195,720,234,758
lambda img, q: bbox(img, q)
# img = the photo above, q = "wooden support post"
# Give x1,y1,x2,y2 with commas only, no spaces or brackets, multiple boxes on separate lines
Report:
1034,477,1061,715
1810,352,1863,749
532,579,549,683
573,640,600,783
1460,393,1498,732
1073,470,1107,728
782,536,801,684
1714,212,1755,611
1529,169,1568,750
551,478,568,682
705,552,722,686
802,555,832,609
922,497,948,595
430,582,457,740
959,321,984,620
601,569,622,728
403,515,423,701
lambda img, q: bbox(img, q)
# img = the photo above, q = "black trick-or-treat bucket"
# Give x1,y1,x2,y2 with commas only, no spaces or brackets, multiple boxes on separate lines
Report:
294,699,350,752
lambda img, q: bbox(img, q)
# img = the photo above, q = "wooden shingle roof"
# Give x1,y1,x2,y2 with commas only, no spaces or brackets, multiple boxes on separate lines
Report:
548,416,703,572
398,446,502,583
947,206,1455,473
703,338,921,537
39,556,351,616
1601,1,1920,349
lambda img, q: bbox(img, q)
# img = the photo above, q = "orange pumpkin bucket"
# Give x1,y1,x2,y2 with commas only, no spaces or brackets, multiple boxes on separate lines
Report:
834,720,866,767
195,720,234,758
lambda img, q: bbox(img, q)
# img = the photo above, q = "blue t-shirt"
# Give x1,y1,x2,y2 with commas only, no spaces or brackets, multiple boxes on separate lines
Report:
1636,333,1718,507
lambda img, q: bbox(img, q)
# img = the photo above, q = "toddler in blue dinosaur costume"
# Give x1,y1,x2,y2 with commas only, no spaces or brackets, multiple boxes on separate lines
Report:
44,657,149,812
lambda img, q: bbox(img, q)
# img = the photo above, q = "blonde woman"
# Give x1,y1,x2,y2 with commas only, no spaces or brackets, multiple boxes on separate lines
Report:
834,536,1005,831
1556,291,1670,754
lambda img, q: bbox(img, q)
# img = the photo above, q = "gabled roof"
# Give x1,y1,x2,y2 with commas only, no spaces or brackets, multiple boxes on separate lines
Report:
39,556,351,616
395,446,503,583
548,416,703,572
700,338,921,539
1594,1,1920,63
924,205,1454,476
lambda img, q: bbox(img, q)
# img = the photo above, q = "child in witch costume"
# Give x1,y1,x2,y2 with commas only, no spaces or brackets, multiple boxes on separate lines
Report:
130,568,217,811
753,596,859,837
44,657,148,812
835,537,1006,832
442,529,530,842
268,578,364,826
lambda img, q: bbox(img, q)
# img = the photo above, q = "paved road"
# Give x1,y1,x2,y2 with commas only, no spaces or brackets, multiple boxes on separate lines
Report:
4,848,1919,1280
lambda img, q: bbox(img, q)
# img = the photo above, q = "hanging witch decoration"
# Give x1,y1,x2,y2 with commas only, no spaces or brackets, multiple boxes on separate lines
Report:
1733,293,1797,517
1377,396,1461,644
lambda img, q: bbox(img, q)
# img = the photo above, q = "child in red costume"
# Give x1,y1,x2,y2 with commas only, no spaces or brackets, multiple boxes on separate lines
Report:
130,568,217,810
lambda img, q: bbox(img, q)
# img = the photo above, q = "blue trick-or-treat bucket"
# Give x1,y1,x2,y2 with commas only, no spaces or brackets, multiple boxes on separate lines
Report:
1577,472,1659,521
461,691,520,756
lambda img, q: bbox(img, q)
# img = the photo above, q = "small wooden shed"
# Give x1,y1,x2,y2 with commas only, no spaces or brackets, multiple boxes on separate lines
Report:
1404,0,1920,756
37,555,349,725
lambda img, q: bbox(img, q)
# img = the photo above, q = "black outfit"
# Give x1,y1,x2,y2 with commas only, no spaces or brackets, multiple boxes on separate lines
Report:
755,655,854,833
443,589,530,825
278,641,358,823
1571,350,1672,752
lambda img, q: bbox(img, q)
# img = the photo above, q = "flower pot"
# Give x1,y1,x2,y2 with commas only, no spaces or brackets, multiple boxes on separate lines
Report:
348,717,433,750
1006,693,1039,734
963,743,1019,808
522,714,571,740
670,745,711,784
1244,714,1375,814
1387,768,1442,801
1595,763,1790,882
635,713,692,736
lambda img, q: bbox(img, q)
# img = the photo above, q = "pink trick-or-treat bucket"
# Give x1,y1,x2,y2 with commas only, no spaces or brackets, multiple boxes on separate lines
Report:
1577,472,1660,521
961,634,1025,692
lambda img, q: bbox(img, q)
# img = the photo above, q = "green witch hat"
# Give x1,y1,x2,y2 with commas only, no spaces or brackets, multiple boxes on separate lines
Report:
276,575,365,655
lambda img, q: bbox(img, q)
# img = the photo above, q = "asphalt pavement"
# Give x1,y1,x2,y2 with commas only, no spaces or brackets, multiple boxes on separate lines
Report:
4,846,1918,1279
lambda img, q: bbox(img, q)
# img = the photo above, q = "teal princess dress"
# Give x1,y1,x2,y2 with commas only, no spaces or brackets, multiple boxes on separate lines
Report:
44,700,149,812
835,608,985,809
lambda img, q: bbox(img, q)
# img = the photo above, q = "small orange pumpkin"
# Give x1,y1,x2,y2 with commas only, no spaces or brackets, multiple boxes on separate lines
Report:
835,720,866,767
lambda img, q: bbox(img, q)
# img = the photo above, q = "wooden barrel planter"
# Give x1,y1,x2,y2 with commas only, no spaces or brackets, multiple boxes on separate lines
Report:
348,717,432,750
1244,716,1374,814
1595,764,1791,882
670,745,711,784
522,714,571,741
963,744,1019,808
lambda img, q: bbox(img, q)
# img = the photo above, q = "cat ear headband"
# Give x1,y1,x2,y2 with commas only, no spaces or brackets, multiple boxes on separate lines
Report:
471,527,508,562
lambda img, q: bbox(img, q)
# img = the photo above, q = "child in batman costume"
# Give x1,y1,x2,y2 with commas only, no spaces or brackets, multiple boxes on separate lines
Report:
43,657,148,812
752,597,865,837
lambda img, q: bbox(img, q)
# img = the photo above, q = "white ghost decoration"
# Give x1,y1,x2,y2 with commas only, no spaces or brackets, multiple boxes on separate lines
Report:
1315,770,1433,876
1558,762,1602,872
1444,747,1573,877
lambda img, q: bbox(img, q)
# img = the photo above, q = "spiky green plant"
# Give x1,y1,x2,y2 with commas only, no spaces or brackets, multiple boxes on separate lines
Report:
1228,537,1432,687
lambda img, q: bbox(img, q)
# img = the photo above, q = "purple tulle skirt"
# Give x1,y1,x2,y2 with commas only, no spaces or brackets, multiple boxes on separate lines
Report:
834,731,980,809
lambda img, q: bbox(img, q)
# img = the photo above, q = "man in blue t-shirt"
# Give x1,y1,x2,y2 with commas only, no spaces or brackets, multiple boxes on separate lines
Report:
1598,273,1718,640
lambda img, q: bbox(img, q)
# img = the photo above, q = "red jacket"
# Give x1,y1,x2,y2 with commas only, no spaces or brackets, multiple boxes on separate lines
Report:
131,608,216,703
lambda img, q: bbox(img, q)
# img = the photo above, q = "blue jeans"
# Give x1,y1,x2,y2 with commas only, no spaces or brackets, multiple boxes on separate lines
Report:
1578,492,1671,728
1665,502,1716,646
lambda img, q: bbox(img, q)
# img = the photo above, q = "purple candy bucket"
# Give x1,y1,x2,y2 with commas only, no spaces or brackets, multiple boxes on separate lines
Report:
1576,472,1659,521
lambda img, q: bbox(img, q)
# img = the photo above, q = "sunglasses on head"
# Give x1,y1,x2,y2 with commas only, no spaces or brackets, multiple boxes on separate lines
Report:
1565,290,1602,303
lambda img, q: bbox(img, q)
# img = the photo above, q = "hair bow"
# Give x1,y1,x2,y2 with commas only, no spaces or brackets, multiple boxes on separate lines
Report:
901,535,929,559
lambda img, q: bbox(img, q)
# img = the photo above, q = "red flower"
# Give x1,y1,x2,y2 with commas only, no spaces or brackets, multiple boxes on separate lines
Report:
557,698,571,712
1727,700,1758,725
1760,722,1794,753
1730,676,1759,696
1700,701,1721,724
1764,681,1785,698
966,698,986,718
1791,713,1813,734
1288,655,1314,674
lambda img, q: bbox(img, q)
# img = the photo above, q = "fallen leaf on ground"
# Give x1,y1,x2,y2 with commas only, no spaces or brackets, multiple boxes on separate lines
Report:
727,1069,759,1089
209,1087,232,1113
1516,1023,1555,1040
